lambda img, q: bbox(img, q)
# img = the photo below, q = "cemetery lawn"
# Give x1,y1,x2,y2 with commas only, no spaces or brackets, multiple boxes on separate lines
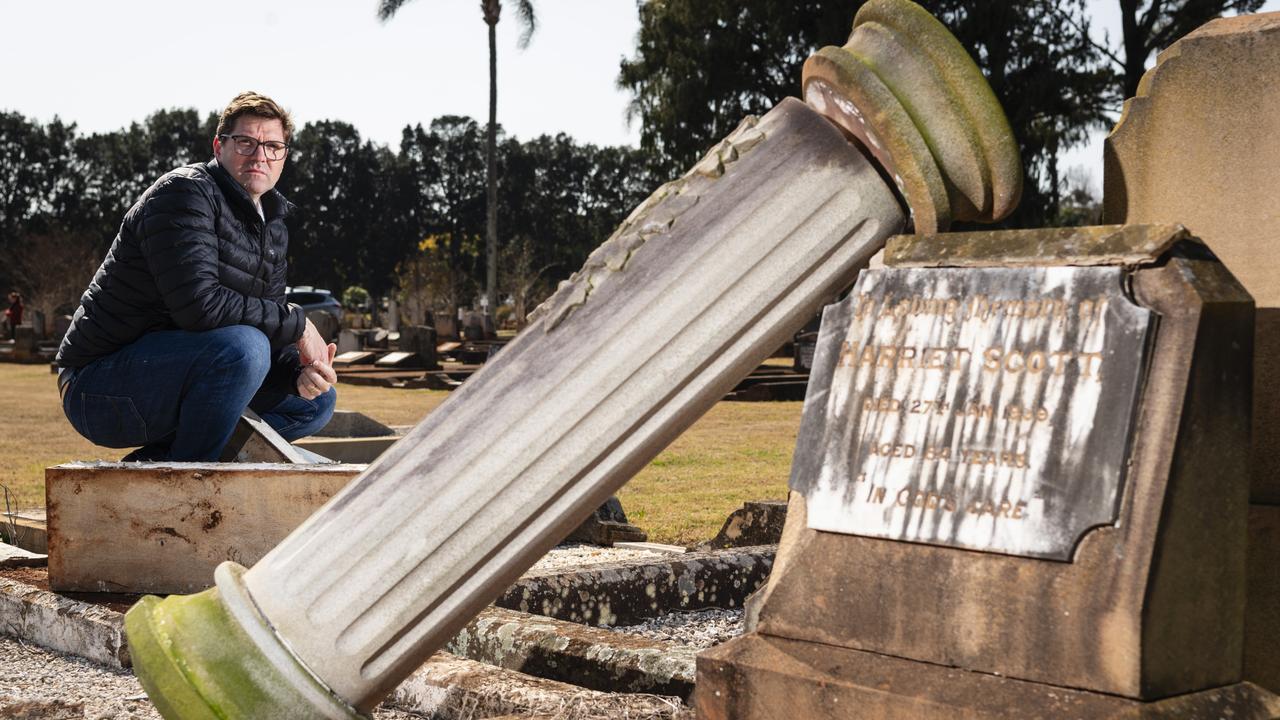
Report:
0,362,798,546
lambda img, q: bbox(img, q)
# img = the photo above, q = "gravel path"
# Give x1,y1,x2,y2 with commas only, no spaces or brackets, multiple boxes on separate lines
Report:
612,608,744,650
0,637,425,719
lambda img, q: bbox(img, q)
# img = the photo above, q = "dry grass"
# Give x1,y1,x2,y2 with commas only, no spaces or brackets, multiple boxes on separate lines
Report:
0,363,800,545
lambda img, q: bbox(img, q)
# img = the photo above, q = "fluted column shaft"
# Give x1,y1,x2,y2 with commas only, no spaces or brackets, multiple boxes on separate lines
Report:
241,97,905,710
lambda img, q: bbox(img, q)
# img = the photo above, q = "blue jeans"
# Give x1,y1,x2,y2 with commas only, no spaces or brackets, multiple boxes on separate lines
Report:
62,326,336,461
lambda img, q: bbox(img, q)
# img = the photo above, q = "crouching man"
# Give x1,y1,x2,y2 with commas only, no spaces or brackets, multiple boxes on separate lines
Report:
55,92,337,461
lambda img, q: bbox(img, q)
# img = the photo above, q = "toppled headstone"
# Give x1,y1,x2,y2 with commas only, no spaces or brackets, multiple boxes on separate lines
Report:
0,541,46,569
565,496,647,546
218,410,330,464
699,500,787,550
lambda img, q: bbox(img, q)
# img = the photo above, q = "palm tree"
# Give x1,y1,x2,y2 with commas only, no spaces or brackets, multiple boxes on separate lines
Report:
378,0,536,321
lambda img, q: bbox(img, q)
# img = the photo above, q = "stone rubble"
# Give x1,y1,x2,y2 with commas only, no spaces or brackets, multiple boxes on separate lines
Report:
613,608,745,650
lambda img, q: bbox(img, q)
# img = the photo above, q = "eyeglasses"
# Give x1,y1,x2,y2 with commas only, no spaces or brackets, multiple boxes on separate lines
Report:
219,134,290,161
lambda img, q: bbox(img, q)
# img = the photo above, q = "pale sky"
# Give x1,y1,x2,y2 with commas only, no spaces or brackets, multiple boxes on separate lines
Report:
2,0,1276,191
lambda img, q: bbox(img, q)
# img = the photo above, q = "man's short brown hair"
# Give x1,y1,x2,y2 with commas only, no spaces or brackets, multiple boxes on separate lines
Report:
215,91,295,143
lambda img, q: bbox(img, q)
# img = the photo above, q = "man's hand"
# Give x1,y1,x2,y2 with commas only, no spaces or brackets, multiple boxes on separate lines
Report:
297,343,338,400
297,318,331,367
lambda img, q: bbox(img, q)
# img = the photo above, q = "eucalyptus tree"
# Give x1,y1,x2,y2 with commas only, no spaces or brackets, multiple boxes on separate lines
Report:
377,0,536,316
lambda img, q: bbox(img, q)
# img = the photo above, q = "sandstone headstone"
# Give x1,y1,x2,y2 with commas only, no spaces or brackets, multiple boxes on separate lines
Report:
1103,11,1280,692
698,227,1264,716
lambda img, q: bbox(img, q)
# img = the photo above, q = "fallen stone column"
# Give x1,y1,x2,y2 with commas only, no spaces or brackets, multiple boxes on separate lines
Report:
124,1,1019,715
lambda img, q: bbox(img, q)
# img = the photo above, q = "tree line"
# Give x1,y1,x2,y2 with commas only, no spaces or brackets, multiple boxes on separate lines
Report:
1,0,1263,327
0,109,653,327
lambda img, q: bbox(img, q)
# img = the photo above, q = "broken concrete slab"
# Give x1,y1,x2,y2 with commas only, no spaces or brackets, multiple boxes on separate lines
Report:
566,497,648,546
0,509,46,554
46,462,364,593
0,576,128,669
446,606,697,698
389,652,686,720
218,410,328,464
293,436,399,464
497,547,775,627
699,501,787,551
0,541,46,569
315,410,396,438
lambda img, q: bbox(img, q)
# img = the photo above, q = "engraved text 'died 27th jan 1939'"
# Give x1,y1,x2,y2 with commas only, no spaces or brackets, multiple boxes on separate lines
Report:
790,266,1153,560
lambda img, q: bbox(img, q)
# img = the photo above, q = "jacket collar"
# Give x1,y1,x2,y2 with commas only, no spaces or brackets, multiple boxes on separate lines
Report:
205,159,293,223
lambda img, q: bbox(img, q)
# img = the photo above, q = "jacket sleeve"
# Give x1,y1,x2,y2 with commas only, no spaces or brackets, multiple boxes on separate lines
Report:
138,175,305,349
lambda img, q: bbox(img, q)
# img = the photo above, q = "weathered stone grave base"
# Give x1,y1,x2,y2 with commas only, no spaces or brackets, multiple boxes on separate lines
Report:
446,607,697,698
1247,504,1280,693
497,546,774,626
696,633,1280,719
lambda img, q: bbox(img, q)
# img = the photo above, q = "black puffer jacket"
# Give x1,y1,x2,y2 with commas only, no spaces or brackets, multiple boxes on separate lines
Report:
56,159,305,369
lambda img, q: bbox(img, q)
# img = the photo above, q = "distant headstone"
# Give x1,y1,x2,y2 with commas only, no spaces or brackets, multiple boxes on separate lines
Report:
387,298,400,333
52,314,72,343
12,326,38,360
337,329,361,354
399,325,440,369
29,310,46,339
434,313,459,341
461,311,486,341
306,310,339,342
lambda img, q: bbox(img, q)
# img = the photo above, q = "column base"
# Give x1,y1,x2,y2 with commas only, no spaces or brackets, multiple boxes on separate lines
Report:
695,632,1280,719
125,562,364,720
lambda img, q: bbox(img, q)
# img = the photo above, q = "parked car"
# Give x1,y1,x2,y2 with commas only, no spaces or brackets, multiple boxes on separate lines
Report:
287,286,344,338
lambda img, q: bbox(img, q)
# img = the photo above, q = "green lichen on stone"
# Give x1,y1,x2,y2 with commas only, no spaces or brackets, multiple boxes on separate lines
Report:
125,563,365,720
801,0,1022,231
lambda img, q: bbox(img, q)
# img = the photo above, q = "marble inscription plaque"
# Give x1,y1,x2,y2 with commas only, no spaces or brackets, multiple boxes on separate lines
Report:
790,267,1152,560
